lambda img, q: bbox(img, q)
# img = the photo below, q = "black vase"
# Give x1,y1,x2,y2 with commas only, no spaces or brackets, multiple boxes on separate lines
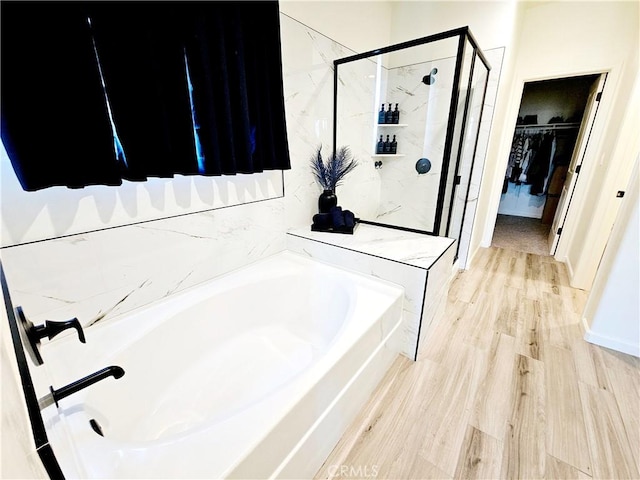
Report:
318,189,337,213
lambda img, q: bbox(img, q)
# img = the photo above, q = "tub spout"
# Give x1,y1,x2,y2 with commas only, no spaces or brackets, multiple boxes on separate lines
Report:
39,366,125,409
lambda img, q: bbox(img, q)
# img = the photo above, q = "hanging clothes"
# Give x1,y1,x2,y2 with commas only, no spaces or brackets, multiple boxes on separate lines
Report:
504,129,558,195
551,129,579,166
542,136,557,193
528,132,554,195
507,134,526,182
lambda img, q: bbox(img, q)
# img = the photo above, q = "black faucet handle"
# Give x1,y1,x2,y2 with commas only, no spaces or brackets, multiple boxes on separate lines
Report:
16,306,87,366
35,318,86,343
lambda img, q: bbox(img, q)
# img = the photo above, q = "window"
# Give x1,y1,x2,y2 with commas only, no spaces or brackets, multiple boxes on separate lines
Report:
1,1,290,191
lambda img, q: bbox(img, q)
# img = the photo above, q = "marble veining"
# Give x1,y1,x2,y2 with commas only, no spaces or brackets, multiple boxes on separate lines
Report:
287,224,456,359
3,14,349,330
288,224,454,271
280,13,374,229
374,56,457,232
2,198,285,329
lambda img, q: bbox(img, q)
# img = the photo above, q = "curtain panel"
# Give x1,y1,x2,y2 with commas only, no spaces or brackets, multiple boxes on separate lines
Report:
1,1,290,191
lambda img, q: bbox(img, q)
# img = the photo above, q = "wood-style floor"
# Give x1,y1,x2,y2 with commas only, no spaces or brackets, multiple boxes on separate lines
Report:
314,247,640,479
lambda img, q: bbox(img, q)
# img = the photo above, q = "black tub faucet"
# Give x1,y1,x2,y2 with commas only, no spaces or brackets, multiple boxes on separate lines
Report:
39,366,125,409
16,306,86,366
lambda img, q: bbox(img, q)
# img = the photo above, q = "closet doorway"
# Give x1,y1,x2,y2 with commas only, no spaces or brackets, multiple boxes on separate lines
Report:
492,73,605,256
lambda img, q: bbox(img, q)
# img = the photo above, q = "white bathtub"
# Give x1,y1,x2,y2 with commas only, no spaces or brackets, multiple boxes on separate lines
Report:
39,251,404,479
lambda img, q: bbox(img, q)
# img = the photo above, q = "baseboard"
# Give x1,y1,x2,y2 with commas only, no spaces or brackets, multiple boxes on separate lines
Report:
582,316,640,358
496,209,543,219
467,245,482,270
565,256,575,282
579,316,589,336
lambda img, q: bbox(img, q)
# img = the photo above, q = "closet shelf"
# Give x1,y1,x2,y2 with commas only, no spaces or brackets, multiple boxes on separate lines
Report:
372,154,406,157
377,123,408,127
515,122,580,130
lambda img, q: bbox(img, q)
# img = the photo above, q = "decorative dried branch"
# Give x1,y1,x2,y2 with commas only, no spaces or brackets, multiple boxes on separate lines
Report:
310,145,357,191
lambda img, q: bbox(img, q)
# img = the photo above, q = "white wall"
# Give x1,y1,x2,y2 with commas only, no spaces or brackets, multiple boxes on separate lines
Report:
582,158,639,357
473,1,640,293
568,72,640,289
279,1,393,53
388,1,519,51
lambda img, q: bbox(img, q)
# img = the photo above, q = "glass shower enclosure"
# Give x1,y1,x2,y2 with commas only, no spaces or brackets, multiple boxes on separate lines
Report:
332,27,490,260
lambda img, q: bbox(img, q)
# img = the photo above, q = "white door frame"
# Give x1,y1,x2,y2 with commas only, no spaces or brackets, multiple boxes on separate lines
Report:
548,73,607,255
478,65,624,284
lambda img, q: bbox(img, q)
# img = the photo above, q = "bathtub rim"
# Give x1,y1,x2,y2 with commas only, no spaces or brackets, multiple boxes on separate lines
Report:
39,250,405,478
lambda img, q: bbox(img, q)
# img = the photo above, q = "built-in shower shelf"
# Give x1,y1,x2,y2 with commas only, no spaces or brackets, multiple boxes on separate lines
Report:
376,124,408,127
371,154,406,157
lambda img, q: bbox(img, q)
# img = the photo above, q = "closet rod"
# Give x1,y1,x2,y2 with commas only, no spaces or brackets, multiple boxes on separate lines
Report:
515,122,580,131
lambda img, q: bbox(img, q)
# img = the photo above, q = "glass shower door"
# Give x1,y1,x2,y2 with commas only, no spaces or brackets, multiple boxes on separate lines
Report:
445,41,490,255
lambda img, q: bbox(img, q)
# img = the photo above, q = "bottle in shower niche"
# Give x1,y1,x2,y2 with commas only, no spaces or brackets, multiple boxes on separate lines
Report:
376,135,384,154
378,104,386,124
390,134,397,154
392,103,400,124
384,135,391,153
385,103,393,124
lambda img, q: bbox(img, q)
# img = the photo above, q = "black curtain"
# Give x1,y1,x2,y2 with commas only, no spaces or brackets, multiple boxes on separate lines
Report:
1,2,123,190
184,2,290,175
88,3,200,180
1,1,290,191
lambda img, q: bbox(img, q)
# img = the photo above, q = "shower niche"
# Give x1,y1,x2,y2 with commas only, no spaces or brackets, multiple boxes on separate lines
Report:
333,27,490,260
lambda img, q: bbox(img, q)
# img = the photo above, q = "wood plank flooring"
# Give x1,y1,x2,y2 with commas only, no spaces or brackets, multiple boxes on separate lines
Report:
314,247,640,479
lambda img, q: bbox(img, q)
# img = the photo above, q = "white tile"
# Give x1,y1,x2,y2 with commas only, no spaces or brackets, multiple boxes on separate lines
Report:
288,223,454,270
287,224,456,359
3,199,286,329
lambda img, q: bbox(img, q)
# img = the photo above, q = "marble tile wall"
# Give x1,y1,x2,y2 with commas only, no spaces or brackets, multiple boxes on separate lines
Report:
1,200,285,328
1,13,354,331
333,59,383,220
375,56,456,231
332,45,504,271
279,26,504,272
280,14,342,227
282,13,383,227
286,224,455,359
